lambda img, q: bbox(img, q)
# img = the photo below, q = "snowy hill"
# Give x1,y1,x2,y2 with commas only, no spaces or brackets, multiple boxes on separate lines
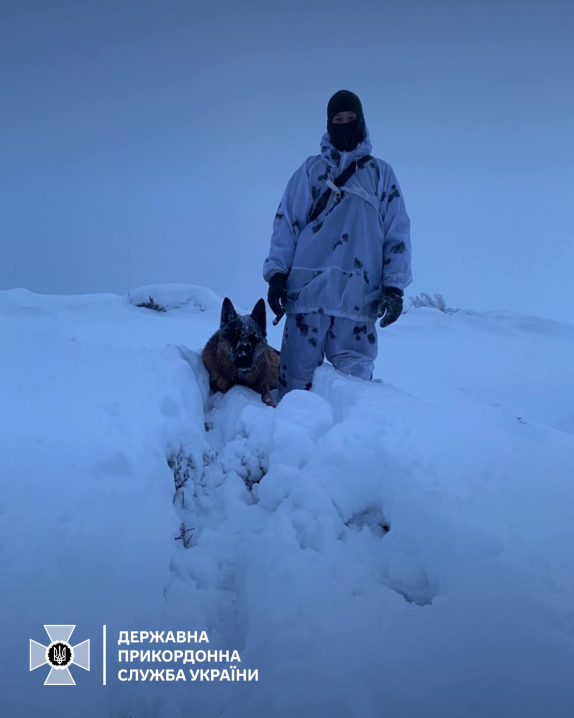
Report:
1,284,573,718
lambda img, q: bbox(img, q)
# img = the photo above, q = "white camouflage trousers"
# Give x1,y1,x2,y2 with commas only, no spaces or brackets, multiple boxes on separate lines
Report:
278,312,378,399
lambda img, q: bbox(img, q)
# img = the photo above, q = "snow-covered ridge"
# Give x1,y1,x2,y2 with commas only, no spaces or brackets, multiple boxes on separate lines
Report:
1,284,573,718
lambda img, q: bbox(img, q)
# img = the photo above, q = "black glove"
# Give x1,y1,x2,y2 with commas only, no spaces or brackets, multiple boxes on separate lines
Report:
267,272,288,318
378,286,404,328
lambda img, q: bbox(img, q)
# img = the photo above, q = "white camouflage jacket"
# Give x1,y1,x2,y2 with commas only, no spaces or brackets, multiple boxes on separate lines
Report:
263,129,412,322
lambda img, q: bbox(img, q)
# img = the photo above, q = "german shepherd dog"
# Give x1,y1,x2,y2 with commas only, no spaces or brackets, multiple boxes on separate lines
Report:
202,297,280,407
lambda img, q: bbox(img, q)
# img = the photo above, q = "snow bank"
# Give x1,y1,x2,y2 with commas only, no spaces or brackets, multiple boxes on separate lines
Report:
0,289,207,717
169,370,574,718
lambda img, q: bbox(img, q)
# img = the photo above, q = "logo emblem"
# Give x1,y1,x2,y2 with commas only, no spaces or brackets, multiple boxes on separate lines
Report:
30,625,90,685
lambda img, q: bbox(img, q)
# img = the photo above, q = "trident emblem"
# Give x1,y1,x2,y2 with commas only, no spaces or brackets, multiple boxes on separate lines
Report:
30,625,90,686
53,645,67,665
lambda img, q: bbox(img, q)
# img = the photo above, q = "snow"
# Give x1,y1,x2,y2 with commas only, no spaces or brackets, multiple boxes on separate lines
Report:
1,284,573,718
127,283,222,314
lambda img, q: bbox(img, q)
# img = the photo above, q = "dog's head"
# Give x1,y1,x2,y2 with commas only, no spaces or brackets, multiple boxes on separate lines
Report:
219,297,267,373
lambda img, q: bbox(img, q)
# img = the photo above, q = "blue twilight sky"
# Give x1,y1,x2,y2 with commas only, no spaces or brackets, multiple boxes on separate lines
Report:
1,0,572,320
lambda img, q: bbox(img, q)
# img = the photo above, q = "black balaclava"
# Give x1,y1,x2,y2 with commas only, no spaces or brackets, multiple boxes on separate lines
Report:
327,89,366,152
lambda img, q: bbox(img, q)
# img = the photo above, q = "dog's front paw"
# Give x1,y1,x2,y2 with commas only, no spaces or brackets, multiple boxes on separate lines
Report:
262,393,276,408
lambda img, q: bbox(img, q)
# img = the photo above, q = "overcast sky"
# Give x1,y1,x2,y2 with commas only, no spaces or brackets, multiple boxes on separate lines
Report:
1,0,572,320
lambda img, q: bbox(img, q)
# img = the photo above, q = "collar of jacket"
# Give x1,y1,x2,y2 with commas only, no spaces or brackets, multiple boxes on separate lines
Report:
319,127,373,173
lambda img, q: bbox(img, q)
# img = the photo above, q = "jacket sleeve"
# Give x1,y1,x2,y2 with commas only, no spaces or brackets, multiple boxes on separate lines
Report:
380,164,413,291
263,159,313,283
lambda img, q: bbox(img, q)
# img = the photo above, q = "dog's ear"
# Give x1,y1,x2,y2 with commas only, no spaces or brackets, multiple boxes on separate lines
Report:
251,298,267,336
221,297,237,327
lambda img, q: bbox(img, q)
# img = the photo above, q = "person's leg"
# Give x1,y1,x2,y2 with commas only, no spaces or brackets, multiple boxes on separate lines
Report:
278,313,329,399
325,317,378,381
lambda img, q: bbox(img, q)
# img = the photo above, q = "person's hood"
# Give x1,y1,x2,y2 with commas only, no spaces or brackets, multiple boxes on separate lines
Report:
319,125,373,172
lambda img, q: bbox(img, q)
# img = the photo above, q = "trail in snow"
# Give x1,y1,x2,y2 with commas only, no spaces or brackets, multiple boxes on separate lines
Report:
165,359,574,718
2,284,574,718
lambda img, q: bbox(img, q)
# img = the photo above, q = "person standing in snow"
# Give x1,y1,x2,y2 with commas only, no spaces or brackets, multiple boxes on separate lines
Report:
263,90,412,399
